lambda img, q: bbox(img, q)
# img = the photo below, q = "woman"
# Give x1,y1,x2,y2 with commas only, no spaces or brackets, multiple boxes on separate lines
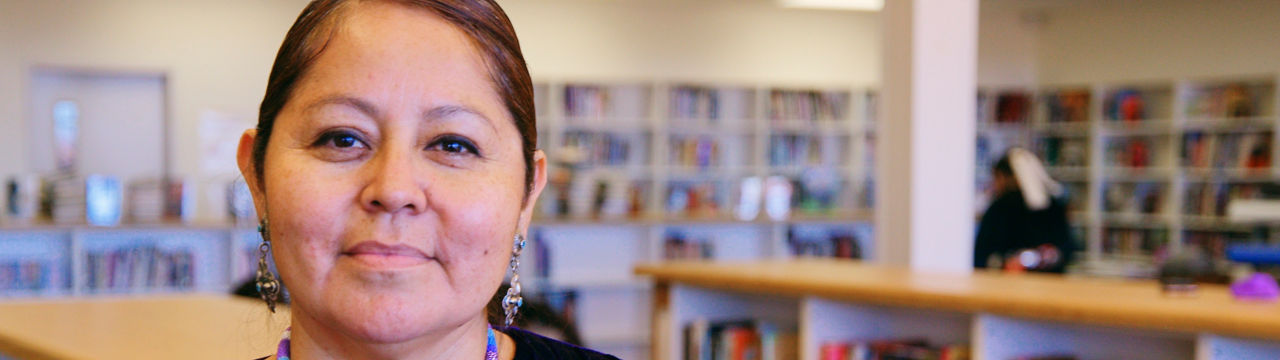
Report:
236,0,618,358
973,148,1075,273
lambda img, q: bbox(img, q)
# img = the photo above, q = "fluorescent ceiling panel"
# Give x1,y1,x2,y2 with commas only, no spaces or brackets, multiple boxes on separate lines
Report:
779,0,884,11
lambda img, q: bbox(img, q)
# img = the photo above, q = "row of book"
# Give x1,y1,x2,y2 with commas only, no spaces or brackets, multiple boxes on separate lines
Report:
663,231,715,261
669,86,754,122
1185,83,1263,119
1184,182,1263,217
988,92,1032,124
1181,131,1272,170
819,339,968,360
1102,182,1165,215
1105,138,1158,168
83,245,196,292
4,175,205,226
1102,228,1168,257
767,90,850,122
1103,88,1152,121
1043,89,1091,123
786,226,862,259
669,135,727,169
0,259,53,292
560,131,646,167
685,319,797,360
1037,137,1088,167
768,134,846,167
562,85,650,122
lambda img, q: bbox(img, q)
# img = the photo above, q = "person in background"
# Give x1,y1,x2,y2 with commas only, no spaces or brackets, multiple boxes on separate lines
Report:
974,148,1075,273
237,0,617,358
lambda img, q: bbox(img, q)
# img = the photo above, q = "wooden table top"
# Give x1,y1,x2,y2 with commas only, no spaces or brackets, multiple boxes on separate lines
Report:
635,259,1280,341
0,295,289,360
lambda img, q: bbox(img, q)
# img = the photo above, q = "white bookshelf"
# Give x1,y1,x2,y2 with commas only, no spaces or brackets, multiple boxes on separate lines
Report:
974,75,1280,277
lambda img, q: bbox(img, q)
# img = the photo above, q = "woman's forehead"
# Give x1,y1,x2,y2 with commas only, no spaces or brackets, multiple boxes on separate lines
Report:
291,1,507,122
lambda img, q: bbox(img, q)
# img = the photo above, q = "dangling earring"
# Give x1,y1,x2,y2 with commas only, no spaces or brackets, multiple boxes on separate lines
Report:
256,218,281,313
502,233,526,326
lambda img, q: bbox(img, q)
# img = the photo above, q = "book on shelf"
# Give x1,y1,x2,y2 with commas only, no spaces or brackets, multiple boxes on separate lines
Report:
819,338,969,360
127,178,193,224
1102,228,1168,258
669,135,723,169
666,179,725,218
561,131,644,167
1043,89,1090,123
83,244,195,292
1181,131,1272,171
668,85,754,124
0,259,53,293
562,84,649,124
768,89,849,123
1105,137,1155,169
662,230,714,260
1036,137,1088,167
786,225,862,259
684,318,796,360
1185,82,1262,119
41,174,123,226
1183,182,1263,218
1104,88,1148,121
1102,182,1165,215
4,175,40,224
993,91,1031,124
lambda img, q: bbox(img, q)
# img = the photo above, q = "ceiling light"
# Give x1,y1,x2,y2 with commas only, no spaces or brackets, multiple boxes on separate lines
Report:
779,0,884,11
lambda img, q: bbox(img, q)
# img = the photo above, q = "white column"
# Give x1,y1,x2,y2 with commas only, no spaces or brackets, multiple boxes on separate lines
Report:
875,0,978,273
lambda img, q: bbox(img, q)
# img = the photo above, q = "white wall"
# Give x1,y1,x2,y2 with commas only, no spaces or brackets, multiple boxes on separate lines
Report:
1036,0,1280,84
0,0,893,221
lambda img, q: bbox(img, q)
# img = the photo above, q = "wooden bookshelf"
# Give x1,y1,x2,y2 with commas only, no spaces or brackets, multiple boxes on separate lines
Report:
638,259,1280,360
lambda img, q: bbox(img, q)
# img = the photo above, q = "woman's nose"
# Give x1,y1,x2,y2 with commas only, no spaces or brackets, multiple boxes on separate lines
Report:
359,147,428,215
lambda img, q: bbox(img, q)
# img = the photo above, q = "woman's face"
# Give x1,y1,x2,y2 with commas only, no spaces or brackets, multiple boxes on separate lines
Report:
240,1,544,343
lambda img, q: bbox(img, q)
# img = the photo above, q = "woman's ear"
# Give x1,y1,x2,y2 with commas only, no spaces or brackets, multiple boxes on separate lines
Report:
236,129,268,218
517,150,548,233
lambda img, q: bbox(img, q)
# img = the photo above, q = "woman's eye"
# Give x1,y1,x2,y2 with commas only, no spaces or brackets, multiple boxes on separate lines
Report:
432,136,480,156
316,131,366,149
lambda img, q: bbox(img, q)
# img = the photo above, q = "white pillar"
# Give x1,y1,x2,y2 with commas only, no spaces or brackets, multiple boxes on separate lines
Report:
875,0,978,273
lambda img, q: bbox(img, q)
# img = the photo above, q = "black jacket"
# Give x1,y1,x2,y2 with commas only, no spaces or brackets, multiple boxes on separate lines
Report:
974,190,1075,273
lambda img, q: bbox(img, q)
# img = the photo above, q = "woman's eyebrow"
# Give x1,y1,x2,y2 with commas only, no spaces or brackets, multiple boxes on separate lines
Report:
306,95,380,119
424,104,498,135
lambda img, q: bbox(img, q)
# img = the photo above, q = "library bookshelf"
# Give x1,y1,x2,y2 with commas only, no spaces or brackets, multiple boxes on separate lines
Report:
0,223,262,299
638,259,1280,360
975,75,1280,278
525,80,878,359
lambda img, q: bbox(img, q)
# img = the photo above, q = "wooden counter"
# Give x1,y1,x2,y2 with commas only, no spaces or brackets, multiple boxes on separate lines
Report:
0,295,289,360
636,259,1280,360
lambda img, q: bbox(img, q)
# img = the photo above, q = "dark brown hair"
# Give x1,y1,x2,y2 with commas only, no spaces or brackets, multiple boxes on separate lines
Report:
254,0,537,196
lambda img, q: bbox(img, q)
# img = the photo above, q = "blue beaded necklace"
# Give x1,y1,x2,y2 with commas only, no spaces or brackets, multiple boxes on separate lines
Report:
275,326,500,359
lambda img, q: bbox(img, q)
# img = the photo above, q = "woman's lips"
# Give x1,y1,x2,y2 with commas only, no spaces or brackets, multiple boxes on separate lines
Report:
341,241,432,269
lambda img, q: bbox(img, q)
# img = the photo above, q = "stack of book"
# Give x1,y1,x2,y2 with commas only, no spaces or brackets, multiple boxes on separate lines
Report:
45,174,122,226
818,338,968,360
684,319,797,360
126,178,192,223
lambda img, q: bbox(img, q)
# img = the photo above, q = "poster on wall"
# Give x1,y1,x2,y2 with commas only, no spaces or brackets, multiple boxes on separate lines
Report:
52,100,79,171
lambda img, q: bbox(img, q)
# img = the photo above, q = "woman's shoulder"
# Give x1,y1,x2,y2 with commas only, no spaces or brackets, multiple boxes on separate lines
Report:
499,327,620,360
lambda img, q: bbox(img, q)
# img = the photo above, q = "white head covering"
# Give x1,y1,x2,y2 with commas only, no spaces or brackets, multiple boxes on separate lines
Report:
1007,147,1063,211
